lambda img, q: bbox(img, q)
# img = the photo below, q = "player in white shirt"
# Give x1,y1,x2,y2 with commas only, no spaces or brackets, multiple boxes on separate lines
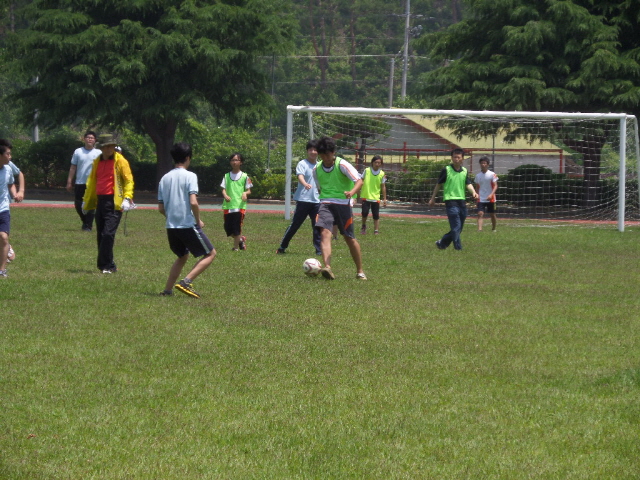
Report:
474,156,498,231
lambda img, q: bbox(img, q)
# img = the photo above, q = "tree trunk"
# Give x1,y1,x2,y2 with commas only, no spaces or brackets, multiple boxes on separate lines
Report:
142,118,178,187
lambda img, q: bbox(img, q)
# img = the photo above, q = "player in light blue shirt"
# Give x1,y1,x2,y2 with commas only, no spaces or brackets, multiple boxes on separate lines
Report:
276,139,322,255
0,141,17,277
158,142,215,299
66,131,101,231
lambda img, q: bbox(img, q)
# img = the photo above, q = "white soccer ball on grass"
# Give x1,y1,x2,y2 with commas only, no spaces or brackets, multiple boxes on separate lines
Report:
302,258,322,277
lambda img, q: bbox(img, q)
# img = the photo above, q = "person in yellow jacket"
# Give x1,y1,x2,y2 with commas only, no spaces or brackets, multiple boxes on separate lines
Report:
82,134,134,273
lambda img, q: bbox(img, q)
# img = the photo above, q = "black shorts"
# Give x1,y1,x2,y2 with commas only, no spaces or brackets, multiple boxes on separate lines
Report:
477,202,496,214
167,225,214,258
223,210,245,237
316,203,355,239
361,200,380,220
0,210,9,234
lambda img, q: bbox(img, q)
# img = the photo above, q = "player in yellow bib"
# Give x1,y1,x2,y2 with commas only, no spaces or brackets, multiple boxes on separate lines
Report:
359,155,387,235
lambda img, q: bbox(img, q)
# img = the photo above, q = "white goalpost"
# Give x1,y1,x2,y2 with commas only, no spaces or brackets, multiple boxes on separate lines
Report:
285,106,640,232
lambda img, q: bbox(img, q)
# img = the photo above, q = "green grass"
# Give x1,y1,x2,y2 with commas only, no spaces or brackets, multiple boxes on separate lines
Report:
2,206,640,479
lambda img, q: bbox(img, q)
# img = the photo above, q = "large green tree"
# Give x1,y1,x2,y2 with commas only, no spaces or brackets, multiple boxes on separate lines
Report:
8,0,296,181
415,0,640,206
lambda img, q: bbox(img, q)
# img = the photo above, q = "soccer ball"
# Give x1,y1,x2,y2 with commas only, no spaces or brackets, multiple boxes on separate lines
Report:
302,258,322,277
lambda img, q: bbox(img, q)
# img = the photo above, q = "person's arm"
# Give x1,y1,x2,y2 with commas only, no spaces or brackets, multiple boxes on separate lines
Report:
9,183,17,200
345,178,363,199
13,171,25,202
66,164,77,192
429,183,441,206
190,193,204,227
241,188,251,202
467,183,478,200
298,173,312,190
158,202,166,217
381,180,387,207
222,188,231,202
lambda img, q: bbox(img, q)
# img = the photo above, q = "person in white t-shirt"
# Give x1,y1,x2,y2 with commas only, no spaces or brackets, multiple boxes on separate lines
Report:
66,131,102,231
474,156,498,231
158,142,216,299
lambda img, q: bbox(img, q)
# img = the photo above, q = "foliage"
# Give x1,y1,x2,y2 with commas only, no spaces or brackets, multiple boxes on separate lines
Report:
386,157,449,203
13,127,78,187
7,0,297,180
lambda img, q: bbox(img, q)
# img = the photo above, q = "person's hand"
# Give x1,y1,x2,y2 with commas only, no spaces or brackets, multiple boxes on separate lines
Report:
13,192,24,203
344,191,353,199
66,181,73,193
382,200,387,208
304,183,312,190
428,198,435,207
81,203,94,215
121,198,135,212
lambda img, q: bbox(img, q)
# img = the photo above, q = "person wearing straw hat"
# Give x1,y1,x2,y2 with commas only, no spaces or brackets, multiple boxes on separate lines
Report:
82,134,134,273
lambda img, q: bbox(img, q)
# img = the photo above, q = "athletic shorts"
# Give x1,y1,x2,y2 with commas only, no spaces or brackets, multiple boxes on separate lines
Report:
316,203,355,239
0,210,10,234
223,210,245,237
361,200,380,220
167,225,214,258
477,202,496,214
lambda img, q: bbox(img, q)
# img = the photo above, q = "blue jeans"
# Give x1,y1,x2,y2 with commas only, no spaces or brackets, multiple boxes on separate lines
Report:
439,200,467,250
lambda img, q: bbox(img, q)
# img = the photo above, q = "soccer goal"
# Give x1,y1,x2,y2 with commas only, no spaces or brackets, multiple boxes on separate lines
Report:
285,106,640,231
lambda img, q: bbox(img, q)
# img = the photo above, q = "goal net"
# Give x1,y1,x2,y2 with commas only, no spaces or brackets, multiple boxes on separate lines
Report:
285,106,640,231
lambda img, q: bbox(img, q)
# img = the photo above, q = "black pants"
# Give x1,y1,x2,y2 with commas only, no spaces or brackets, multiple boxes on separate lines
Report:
74,184,94,230
95,195,122,271
279,201,321,254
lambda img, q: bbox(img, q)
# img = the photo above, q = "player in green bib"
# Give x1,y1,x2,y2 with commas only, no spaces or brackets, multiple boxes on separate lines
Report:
221,153,253,251
313,136,367,280
428,148,478,250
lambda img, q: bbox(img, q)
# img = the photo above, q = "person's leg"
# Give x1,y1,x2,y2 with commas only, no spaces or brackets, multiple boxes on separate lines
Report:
371,202,380,233
360,201,370,234
453,201,467,250
0,231,9,272
477,209,484,231
75,184,93,230
185,250,216,281
344,236,364,274
491,213,497,231
440,201,461,249
320,227,332,268
165,254,189,291
97,196,122,270
309,203,322,255
280,202,312,250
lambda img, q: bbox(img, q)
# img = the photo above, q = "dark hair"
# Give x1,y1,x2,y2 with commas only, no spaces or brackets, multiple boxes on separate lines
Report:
316,136,336,154
170,142,192,164
451,148,465,157
306,139,319,151
229,152,244,163
479,156,490,164
0,139,12,154
371,155,383,165
84,131,97,139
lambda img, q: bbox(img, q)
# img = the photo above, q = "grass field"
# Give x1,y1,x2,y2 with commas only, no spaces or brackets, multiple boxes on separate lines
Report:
2,206,640,479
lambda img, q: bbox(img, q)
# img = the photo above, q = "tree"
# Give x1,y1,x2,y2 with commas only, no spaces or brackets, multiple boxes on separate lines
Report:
414,0,640,207
8,0,296,182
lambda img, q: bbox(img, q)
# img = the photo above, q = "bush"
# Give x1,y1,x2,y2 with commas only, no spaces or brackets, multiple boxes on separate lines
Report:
16,129,79,188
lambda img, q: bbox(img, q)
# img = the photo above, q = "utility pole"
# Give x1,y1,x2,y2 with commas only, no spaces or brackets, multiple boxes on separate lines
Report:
401,0,410,100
